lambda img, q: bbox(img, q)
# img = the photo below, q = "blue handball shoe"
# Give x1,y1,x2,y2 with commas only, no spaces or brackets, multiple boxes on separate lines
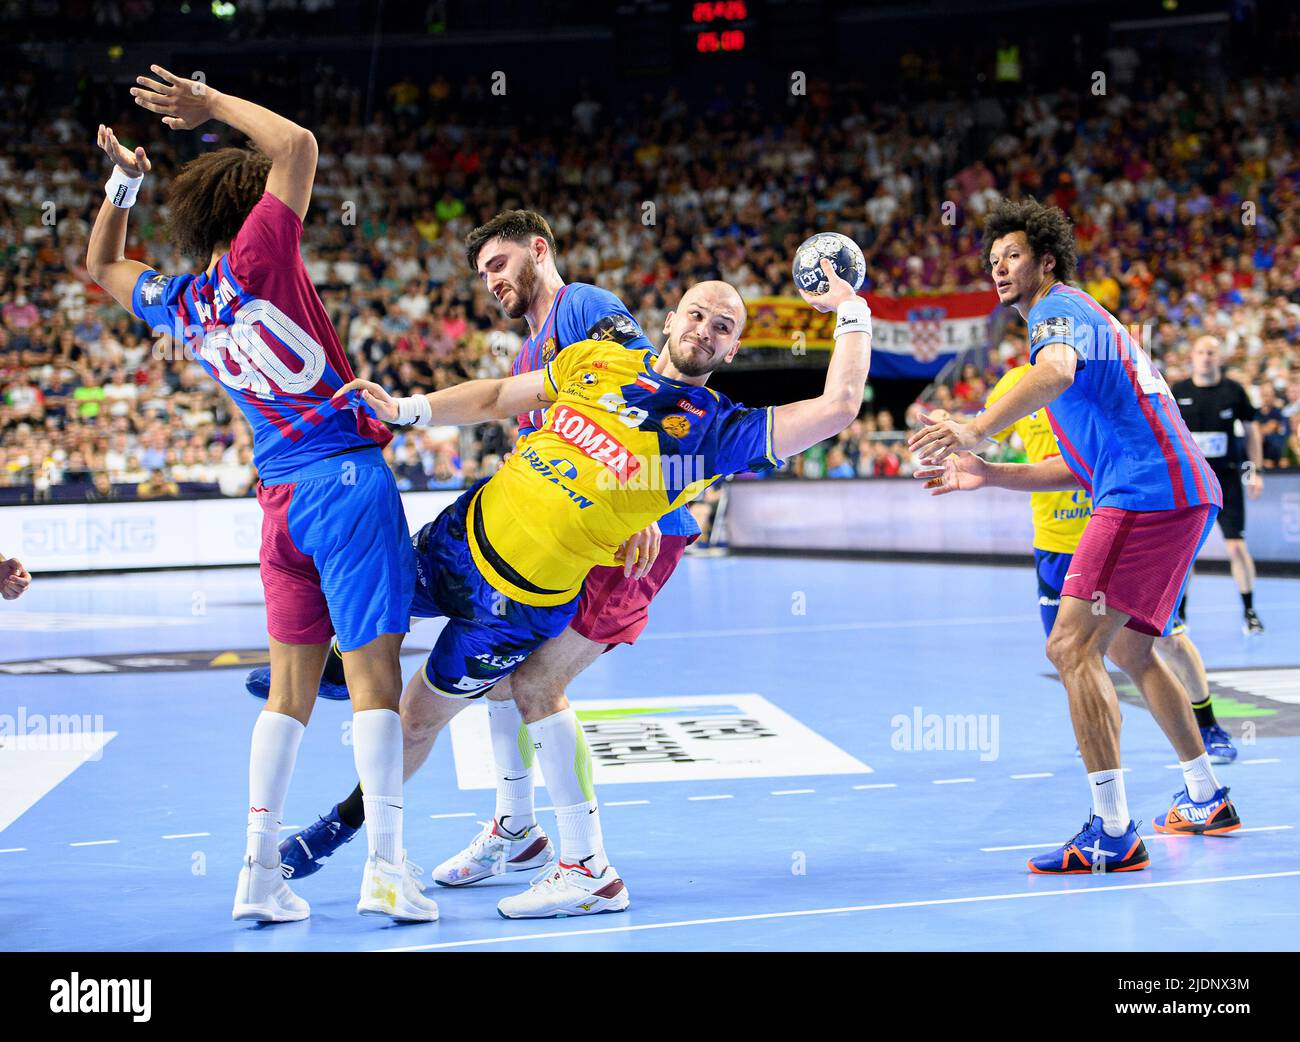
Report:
244,666,350,701
1200,724,1238,765
278,805,359,880
1028,815,1149,875
1154,785,1241,836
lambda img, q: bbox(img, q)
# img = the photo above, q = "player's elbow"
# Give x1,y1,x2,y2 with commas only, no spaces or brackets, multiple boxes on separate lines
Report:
824,392,861,433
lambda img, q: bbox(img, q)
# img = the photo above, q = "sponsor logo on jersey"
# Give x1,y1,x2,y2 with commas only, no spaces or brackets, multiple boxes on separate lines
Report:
581,372,597,384
549,457,579,480
548,404,641,484
140,273,169,306
677,398,706,418
661,414,691,439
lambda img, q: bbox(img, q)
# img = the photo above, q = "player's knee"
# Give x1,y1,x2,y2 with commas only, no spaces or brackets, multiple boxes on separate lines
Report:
509,671,565,719
1045,624,1103,674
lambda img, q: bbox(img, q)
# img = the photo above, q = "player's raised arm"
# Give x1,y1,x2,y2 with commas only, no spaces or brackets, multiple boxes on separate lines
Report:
334,369,553,428
85,125,154,313
130,65,318,219
769,260,873,459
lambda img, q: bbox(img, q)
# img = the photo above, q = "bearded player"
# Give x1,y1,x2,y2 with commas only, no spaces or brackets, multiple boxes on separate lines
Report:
912,199,1240,874
280,262,870,917
87,68,436,922
261,213,707,893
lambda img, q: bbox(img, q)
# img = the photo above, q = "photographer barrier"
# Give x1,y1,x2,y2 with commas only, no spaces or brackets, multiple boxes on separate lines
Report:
0,490,461,573
725,474,1300,567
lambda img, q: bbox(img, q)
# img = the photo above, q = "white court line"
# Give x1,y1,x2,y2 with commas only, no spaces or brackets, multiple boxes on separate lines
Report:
69,839,118,847
161,832,209,840
1149,825,1292,840
374,869,1300,952
278,825,302,832
429,812,477,820
853,783,897,790
983,825,1293,851
772,789,815,796
687,795,733,802
641,613,1037,642
1241,758,1282,765
933,778,976,785
0,847,26,854
1011,773,1054,779
606,800,651,807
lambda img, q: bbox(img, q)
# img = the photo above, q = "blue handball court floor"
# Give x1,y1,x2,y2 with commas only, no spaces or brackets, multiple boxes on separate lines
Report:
2,555,1297,952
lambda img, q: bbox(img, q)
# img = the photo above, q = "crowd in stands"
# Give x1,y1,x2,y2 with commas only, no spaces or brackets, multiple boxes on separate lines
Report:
2,50,1299,502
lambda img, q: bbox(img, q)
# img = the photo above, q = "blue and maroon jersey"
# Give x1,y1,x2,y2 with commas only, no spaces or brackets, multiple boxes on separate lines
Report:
1027,283,1222,512
509,282,697,538
132,192,389,483
512,282,653,435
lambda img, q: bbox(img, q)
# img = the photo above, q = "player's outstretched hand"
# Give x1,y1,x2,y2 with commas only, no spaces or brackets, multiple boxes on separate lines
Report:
96,124,151,177
907,410,982,463
334,379,399,423
617,521,661,580
798,259,861,314
913,454,988,496
130,65,218,130
1,557,32,600
1245,465,1263,500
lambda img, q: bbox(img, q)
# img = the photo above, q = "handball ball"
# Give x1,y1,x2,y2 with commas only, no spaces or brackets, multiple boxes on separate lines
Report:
792,232,866,295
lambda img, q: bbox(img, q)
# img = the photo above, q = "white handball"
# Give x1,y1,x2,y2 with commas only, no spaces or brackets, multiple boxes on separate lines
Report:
792,232,866,295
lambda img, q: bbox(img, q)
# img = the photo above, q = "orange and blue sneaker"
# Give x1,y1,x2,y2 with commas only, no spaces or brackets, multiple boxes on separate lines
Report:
1154,785,1241,836
1027,816,1149,874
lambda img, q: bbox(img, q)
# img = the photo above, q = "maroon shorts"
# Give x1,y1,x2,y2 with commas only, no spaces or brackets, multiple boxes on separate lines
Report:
1061,504,1218,637
569,534,696,649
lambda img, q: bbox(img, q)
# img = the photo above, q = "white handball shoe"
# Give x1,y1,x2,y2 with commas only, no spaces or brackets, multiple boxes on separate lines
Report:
432,819,554,887
496,861,629,920
232,856,310,923
357,852,440,922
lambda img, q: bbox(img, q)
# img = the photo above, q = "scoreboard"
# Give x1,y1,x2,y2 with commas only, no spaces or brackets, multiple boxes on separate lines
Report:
689,1,751,55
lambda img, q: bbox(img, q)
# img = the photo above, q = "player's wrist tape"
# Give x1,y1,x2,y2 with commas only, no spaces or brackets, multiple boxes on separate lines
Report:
833,298,872,340
105,167,144,208
392,395,433,427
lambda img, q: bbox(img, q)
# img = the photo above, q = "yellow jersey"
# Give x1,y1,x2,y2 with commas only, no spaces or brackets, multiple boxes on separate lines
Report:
469,340,782,606
983,365,1092,553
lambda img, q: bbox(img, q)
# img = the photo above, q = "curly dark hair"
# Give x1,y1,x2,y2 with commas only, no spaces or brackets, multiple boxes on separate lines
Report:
981,198,1077,283
166,147,272,263
464,209,557,273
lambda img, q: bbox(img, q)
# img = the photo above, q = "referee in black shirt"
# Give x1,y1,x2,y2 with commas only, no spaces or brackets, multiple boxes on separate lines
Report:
1171,336,1265,635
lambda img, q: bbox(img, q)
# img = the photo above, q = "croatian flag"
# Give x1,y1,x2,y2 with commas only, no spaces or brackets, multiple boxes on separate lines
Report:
864,289,999,379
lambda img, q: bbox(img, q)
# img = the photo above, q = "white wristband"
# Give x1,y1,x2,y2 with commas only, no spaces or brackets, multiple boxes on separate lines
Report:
392,395,433,427
833,297,872,340
106,167,144,208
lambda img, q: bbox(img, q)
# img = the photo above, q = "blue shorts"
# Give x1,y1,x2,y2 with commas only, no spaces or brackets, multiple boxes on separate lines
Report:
409,481,579,698
1033,548,1073,638
258,446,415,652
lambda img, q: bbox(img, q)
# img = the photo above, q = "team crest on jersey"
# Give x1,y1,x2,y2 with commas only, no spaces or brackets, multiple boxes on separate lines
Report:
662,414,691,439
541,337,557,363
1030,316,1072,345
586,313,641,345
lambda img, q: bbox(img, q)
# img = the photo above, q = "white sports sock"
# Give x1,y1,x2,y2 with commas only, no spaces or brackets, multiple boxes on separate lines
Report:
245,711,305,868
488,698,535,834
527,708,608,873
1180,752,1219,803
352,708,403,864
1087,768,1130,837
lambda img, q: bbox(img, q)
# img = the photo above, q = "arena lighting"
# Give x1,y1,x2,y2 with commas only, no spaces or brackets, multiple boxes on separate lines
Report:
212,0,236,19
